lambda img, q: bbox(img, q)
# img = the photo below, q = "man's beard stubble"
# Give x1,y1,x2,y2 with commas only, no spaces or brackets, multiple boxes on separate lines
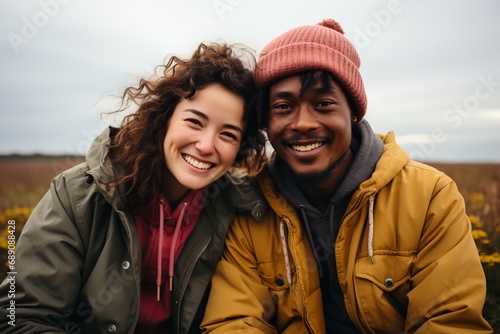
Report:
293,147,350,185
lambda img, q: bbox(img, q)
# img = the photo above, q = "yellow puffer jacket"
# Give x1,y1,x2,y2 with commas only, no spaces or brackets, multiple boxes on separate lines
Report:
202,132,493,333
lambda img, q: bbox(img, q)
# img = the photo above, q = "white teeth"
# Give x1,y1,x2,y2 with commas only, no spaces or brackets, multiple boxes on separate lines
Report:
183,155,212,169
291,143,323,152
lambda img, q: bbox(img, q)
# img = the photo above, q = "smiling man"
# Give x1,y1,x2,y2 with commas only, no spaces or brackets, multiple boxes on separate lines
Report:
266,73,356,213
201,19,493,333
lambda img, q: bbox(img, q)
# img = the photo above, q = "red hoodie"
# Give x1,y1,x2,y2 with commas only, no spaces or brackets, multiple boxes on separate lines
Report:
134,189,207,333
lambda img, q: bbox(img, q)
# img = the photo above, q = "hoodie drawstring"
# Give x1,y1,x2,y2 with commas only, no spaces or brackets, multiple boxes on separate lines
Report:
156,200,188,301
279,220,292,290
170,203,187,291
157,200,164,301
368,195,375,264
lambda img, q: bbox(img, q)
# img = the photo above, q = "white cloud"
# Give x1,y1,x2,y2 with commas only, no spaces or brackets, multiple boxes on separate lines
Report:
1,0,499,162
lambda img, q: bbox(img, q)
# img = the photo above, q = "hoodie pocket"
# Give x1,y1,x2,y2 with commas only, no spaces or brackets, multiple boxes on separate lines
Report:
354,253,415,333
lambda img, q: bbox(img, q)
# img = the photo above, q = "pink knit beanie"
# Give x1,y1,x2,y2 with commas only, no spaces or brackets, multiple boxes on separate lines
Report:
255,19,367,120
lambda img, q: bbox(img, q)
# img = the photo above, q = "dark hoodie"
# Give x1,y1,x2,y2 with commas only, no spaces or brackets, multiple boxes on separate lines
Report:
270,120,383,333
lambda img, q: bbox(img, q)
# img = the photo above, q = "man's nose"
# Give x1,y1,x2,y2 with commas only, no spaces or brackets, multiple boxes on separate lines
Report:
290,106,318,132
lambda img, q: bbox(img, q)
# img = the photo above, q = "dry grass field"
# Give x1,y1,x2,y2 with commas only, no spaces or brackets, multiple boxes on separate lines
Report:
0,156,499,330
0,155,85,211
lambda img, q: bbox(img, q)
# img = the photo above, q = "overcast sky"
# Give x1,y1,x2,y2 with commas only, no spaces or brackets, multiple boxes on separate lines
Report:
1,0,499,162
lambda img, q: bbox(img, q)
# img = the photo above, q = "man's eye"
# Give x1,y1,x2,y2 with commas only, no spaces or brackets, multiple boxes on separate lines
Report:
271,103,292,115
273,103,291,110
316,100,335,107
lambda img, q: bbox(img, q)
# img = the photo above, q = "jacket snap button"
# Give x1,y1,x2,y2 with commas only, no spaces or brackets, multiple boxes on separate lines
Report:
85,174,94,184
122,261,130,270
107,324,116,333
275,277,285,286
384,278,394,288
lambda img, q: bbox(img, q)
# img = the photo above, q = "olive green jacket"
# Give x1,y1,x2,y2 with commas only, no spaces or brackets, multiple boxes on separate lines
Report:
0,127,266,333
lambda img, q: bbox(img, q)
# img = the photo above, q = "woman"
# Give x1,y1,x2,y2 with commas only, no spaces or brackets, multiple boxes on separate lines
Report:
0,43,267,333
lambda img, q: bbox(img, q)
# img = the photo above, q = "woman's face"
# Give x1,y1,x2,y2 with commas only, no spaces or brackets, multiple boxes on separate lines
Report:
163,83,245,200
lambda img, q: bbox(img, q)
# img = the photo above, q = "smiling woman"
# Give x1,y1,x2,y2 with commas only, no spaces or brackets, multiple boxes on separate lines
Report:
0,42,267,334
108,43,264,215
163,84,245,204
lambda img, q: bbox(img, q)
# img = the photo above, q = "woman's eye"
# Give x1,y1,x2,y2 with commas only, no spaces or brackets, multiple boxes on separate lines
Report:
186,118,202,126
221,132,239,141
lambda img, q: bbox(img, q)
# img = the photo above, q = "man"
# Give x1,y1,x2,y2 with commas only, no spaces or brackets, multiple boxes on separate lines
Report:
201,19,493,333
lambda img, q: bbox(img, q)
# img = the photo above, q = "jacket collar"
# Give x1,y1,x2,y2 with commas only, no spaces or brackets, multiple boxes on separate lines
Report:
217,170,268,221
259,124,411,215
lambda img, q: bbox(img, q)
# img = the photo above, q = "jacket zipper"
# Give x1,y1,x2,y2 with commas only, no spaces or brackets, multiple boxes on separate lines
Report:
174,236,212,333
283,216,315,334
335,189,377,332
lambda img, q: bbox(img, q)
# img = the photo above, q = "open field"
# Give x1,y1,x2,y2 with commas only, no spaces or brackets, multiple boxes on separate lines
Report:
0,155,85,211
0,156,499,330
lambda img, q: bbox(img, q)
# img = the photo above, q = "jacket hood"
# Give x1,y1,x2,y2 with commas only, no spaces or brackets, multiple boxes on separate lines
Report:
85,127,127,211
362,131,410,191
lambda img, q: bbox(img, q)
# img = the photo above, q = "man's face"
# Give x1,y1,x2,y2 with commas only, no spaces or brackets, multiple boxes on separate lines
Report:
267,74,353,181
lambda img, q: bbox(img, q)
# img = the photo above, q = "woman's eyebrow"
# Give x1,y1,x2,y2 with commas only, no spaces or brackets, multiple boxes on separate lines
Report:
184,108,208,120
223,123,243,133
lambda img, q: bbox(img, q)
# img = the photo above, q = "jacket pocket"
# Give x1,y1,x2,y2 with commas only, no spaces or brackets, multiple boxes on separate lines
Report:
354,252,414,333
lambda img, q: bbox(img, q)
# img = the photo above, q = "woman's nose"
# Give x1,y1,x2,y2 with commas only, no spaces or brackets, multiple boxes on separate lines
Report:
194,132,215,155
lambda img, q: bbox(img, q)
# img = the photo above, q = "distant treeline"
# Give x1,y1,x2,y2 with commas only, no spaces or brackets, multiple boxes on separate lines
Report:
0,154,84,161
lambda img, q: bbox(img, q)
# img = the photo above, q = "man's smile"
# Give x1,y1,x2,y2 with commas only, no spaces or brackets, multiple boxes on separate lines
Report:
291,142,325,152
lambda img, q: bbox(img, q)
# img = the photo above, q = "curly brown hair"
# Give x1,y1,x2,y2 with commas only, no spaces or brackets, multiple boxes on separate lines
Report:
107,42,266,214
